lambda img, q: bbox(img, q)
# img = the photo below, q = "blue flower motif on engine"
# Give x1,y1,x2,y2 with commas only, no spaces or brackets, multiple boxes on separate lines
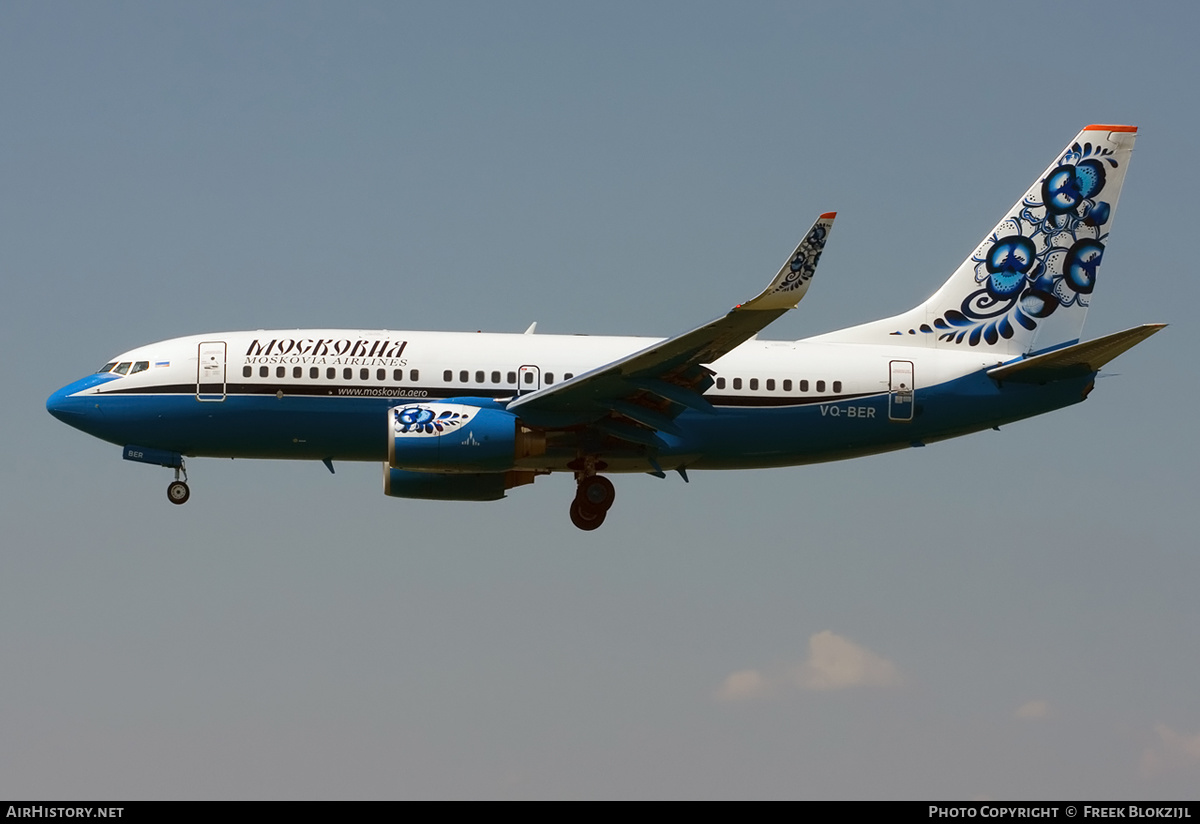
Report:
896,140,1120,346
393,405,469,436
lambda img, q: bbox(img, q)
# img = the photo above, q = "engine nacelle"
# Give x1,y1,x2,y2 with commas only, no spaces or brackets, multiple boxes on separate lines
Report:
387,402,545,473
384,468,536,501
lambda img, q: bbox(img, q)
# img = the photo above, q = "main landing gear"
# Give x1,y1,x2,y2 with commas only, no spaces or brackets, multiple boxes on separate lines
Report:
166,461,190,505
569,472,616,531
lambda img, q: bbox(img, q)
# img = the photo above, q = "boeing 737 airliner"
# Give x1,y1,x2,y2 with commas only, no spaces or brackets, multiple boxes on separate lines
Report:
47,125,1164,529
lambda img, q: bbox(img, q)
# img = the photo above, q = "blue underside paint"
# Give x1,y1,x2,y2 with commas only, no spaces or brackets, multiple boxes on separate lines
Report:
46,368,1094,470
685,369,1092,468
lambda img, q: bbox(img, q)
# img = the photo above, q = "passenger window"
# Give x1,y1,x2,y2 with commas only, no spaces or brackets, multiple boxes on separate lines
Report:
259,366,269,378
491,371,500,384
564,373,574,380
130,361,149,374
114,362,131,375
749,378,759,390
800,379,809,392
443,370,452,382
360,368,369,380
243,366,252,378
98,362,117,373
293,366,302,379
766,379,775,391
523,372,533,384
343,368,352,380
377,369,386,381
817,380,826,392
733,378,742,390
310,367,319,379
327,367,336,379
783,379,792,391
394,369,403,382
507,371,516,384
410,369,419,381
276,366,285,378
545,373,554,384
716,377,726,389
475,371,484,383
833,381,842,393
459,370,468,382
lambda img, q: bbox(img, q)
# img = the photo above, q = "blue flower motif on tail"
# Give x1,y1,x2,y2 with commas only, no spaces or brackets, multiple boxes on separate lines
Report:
1043,159,1106,215
985,236,1038,299
896,140,1119,345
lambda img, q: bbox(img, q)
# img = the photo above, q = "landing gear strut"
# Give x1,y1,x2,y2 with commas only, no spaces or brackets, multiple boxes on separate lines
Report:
166,461,190,505
569,468,615,531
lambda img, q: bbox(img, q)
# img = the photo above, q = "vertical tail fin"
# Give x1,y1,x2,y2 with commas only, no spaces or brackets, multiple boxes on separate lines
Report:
818,125,1137,355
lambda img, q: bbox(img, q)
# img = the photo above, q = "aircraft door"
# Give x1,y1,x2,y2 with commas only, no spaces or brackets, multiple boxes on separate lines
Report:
888,360,914,421
197,341,227,401
518,365,540,396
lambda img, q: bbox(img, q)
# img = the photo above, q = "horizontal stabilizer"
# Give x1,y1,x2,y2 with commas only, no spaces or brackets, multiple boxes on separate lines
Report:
987,323,1165,383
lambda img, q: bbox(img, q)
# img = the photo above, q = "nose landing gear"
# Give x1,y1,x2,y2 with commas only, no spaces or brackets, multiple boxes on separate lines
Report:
569,473,615,531
166,462,190,505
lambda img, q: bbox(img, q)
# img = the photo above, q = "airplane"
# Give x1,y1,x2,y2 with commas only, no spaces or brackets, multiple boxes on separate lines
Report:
47,125,1164,530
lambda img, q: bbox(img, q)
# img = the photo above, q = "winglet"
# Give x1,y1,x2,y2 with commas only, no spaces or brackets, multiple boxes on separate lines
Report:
739,212,836,312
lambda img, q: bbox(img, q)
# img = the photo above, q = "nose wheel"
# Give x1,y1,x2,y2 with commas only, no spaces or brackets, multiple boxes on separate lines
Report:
167,480,190,505
166,462,190,505
569,474,615,530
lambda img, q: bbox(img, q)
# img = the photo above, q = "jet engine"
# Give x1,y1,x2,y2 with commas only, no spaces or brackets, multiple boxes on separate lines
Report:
387,402,545,473
384,468,536,501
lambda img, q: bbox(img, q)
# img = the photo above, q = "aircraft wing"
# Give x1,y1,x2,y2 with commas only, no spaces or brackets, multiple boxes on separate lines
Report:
506,213,836,436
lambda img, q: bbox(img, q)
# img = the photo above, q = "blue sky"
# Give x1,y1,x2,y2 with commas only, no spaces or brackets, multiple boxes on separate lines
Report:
3,1,1198,799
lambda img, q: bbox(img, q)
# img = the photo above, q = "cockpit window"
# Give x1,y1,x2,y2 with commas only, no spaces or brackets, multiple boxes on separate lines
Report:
97,363,117,373
113,362,132,375
130,361,149,374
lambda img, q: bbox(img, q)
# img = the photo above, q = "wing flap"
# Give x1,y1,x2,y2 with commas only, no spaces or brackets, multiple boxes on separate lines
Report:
627,377,716,414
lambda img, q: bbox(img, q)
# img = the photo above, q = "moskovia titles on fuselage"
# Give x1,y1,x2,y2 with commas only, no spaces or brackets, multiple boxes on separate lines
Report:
47,125,1164,530
243,337,410,366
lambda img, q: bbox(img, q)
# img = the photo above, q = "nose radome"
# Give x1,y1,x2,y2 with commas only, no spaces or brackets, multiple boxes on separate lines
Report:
46,384,82,422
47,374,110,424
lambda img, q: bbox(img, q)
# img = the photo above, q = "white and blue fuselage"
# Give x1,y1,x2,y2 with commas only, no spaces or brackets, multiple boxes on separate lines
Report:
46,328,1088,469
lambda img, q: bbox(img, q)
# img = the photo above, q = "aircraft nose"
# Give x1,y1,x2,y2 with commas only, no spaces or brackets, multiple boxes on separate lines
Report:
46,374,111,426
47,383,88,423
